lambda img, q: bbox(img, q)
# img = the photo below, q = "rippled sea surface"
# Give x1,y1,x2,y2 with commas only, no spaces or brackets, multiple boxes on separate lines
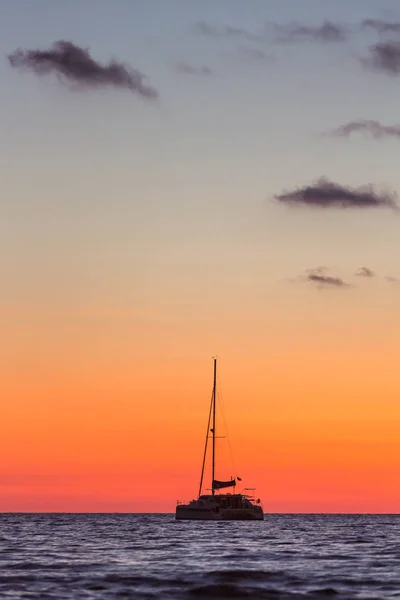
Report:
0,514,399,599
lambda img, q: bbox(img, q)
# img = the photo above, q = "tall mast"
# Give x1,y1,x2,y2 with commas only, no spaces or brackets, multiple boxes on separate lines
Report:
198,391,213,497
211,357,217,495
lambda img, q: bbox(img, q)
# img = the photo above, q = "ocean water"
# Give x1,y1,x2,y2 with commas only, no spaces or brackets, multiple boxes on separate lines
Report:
0,514,399,599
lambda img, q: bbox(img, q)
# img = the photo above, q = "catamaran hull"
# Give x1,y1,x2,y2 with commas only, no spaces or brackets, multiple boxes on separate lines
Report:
175,506,264,520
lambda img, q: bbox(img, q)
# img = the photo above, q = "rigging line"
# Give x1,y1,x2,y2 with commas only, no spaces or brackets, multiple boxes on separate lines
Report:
216,370,238,481
198,389,214,498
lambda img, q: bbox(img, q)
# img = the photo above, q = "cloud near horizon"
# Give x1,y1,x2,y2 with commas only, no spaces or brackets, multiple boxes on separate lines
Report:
274,178,398,209
386,275,400,283
7,40,158,98
327,119,400,140
361,41,400,74
355,267,375,277
303,267,349,289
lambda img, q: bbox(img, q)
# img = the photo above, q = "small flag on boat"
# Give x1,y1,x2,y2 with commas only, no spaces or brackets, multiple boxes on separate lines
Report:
237,477,242,481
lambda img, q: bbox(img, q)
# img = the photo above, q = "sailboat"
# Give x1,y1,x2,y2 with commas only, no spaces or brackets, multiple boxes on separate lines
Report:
175,358,264,520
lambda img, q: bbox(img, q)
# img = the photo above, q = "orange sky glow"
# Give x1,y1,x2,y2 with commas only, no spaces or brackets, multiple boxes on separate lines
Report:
2,298,400,512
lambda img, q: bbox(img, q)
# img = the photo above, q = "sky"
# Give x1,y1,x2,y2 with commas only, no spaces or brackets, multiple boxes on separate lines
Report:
1,0,400,513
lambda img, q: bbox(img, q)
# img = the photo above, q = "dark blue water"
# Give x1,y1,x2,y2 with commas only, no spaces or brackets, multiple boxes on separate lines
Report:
0,514,399,599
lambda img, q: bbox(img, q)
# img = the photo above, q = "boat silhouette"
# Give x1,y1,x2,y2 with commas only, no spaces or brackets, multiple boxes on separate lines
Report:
176,358,264,520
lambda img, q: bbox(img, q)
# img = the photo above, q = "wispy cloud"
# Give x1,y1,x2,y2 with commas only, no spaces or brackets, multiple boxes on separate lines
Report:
194,20,349,45
355,266,375,277
273,21,349,43
176,62,214,76
361,18,400,33
237,46,273,62
274,178,398,209
7,40,158,98
361,41,400,74
193,21,264,42
326,119,400,140
303,267,349,289
291,267,399,289
194,18,400,45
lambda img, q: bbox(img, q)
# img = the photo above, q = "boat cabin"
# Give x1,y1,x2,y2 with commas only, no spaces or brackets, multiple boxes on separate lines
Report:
195,494,258,509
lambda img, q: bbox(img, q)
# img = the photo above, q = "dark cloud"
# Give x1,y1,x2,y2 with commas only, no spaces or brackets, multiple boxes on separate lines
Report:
7,40,158,98
273,20,348,43
355,266,375,277
274,177,398,209
361,18,400,33
176,62,214,76
386,275,400,283
327,119,400,139
361,41,400,74
305,267,349,288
